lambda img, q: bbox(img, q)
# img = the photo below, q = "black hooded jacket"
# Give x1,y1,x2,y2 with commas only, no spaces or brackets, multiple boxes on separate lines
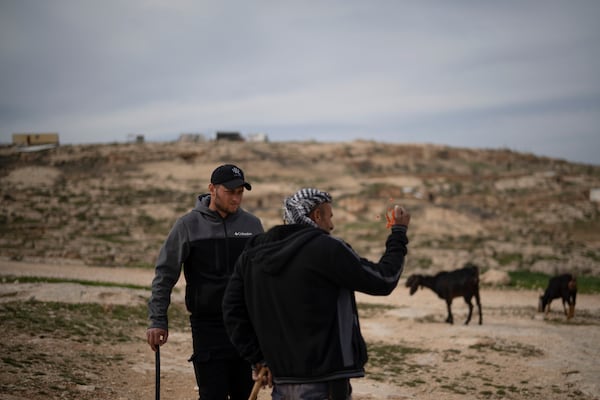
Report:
222,223,408,384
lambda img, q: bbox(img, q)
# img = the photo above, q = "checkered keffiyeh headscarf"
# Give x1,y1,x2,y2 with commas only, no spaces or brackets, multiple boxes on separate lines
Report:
283,188,332,227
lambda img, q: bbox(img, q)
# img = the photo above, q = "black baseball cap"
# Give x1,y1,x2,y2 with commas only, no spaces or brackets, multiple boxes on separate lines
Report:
210,164,252,190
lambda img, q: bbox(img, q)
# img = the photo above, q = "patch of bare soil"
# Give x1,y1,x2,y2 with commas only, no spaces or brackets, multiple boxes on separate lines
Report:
1,260,599,400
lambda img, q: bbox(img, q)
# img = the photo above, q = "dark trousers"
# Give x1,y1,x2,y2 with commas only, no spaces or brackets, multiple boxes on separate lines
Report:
190,354,253,400
329,379,352,400
271,379,352,400
189,315,253,400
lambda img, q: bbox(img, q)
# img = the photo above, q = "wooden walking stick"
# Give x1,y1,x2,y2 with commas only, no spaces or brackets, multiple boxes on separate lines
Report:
248,366,268,400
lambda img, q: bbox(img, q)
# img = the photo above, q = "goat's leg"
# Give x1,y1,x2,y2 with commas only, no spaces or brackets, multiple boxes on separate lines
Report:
568,301,575,319
445,299,454,324
464,296,473,325
544,300,551,318
568,294,576,319
475,291,482,325
562,298,569,318
562,297,576,320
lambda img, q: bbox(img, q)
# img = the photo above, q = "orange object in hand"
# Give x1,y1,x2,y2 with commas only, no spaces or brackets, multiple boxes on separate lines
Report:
385,207,396,228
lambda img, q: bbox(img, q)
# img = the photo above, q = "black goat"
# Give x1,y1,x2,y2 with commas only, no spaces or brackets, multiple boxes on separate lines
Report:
405,264,482,325
538,273,577,319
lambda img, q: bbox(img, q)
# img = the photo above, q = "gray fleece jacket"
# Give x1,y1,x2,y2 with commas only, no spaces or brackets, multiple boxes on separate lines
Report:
148,194,263,341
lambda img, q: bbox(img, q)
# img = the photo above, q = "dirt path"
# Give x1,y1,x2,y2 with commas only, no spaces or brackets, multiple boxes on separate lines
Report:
1,259,599,399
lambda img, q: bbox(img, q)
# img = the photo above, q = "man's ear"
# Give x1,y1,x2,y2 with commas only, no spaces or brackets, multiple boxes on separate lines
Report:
309,207,320,222
209,183,220,198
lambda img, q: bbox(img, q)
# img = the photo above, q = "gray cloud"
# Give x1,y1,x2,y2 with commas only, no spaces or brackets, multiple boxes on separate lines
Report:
1,0,599,164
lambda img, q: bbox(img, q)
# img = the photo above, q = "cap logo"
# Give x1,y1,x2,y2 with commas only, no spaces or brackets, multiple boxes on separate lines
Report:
231,167,242,177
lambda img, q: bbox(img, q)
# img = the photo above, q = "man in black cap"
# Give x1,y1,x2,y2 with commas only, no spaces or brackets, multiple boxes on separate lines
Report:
147,164,264,400
223,188,410,399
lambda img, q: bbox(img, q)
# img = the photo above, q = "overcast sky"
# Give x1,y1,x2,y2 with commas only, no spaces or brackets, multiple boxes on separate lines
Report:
1,1,599,165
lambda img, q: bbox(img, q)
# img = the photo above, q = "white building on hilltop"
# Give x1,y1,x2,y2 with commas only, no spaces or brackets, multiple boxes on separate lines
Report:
247,133,269,142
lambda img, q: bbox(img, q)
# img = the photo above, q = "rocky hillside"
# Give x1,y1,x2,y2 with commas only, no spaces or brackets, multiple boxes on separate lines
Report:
1,140,599,276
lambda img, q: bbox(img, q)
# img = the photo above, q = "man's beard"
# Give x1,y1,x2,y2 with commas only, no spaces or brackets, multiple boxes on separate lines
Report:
214,192,238,216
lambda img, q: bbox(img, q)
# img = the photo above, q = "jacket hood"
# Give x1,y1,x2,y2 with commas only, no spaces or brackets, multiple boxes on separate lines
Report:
195,193,211,210
193,193,218,219
246,224,323,275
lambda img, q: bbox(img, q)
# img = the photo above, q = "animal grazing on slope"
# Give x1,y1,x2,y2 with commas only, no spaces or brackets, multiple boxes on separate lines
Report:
405,263,482,325
538,273,577,320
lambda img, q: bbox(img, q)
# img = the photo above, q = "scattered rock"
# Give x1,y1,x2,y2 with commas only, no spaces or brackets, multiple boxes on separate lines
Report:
480,269,510,286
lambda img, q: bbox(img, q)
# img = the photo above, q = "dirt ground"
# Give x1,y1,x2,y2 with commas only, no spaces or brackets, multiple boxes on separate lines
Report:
1,259,599,400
